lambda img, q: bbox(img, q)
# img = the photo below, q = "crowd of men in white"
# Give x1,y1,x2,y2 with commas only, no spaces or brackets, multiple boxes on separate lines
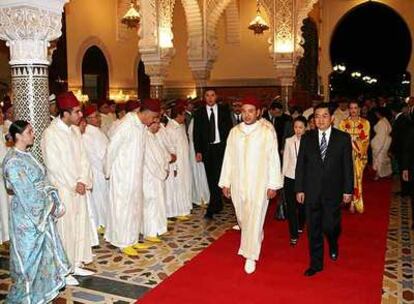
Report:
0,92,211,286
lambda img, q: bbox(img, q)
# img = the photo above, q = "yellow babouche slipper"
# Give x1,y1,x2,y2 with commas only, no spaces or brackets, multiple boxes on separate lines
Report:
122,246,139,256
177,215,190,221
97,226,105,235
133,242,151,250
145,236,162,243
167,219,175,225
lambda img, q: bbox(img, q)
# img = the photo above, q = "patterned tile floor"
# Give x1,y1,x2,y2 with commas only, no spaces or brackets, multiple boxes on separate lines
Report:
0,180,412,303
382,179,414,304
0,203,237,303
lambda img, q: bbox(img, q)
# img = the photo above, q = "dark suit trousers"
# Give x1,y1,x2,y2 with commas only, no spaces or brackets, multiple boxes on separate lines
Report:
306,198,341,270
204,142,225,214
397,156,411,195
284,177,305,239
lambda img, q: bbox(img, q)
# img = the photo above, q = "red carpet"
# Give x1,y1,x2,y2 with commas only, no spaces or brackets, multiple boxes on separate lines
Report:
139,176,392,304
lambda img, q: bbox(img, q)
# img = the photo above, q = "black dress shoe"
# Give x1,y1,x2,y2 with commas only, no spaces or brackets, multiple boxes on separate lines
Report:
329,246,339,261
304,268,322,277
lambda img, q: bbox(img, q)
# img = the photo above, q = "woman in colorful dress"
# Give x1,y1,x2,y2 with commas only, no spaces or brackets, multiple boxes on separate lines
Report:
339,101,370,213
3,120,71,303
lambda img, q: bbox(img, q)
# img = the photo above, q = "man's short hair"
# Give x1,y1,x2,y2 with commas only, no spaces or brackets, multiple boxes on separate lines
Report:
348,100,360,107
170,106,185,119
314,103,334,115
269,101,283,110
390,102,403,113
59,108,74,118
204,88,217,95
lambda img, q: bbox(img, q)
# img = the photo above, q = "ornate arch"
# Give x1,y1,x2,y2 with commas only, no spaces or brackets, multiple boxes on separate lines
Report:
180,0,203,60
225,0,241,44
207,0,233,36
295,0,319,59
75,36,113,86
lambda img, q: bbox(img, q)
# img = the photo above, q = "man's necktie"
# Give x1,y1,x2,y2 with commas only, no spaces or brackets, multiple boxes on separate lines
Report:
236,115,241,124
320,131,327,161
209,108,216,143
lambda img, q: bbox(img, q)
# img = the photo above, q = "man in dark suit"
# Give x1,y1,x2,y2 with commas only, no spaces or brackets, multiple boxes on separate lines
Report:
263,101,292,152
390,103,412,196
402,124,414,230
230,99,243,126
408,96,414,121
295,103,354,277
193,88,232,219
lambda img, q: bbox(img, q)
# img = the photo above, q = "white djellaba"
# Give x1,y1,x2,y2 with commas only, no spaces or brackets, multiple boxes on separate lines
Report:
188,119,210,207
142,126,170,240
164,119,193,218
219,118,283,274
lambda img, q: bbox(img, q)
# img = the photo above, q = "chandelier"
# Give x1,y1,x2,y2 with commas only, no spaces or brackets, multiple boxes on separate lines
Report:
248,0,269,35
122,0,141,29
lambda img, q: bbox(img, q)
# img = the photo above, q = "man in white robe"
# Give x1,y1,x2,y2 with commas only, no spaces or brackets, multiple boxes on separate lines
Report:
98,99,115,135
49,94,58,121
188,118,210,207
41,91,95,278
219,96,283,274
107,102,128,138
143,121,170,243
104,99,161,257
165,105,193,220
83,104,109,233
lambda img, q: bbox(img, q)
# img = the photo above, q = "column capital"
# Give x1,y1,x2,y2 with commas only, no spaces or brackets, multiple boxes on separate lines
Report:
189,60,214,88
0,0,68,65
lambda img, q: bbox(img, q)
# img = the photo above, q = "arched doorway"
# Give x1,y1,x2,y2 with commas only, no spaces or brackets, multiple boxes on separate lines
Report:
82,46,109,100
295,17,319,108
329,2,412,98
137,60,150,99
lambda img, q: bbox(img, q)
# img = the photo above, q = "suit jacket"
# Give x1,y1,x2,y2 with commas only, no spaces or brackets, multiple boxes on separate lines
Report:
295,128,354,204
390,114,412,158
262,112,292,149
193,104,232,156
230,112,242,126
402,125,414,171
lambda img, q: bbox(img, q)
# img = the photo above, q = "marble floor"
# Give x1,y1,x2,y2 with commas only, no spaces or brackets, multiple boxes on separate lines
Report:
0,180,412,303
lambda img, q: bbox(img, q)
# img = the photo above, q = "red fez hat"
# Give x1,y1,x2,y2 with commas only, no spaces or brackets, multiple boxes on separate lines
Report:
174,104,186,114
83,104,97,117
57,91,80,110
175,99,188,108
126,100,140,112
142,98,161,113
241,96,261,109
116,103,127,112
97,99,110,108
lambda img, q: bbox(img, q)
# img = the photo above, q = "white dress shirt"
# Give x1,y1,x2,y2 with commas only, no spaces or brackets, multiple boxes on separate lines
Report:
206,104,221,144
282,135,301,179
234,113,242,124
318,126,332,146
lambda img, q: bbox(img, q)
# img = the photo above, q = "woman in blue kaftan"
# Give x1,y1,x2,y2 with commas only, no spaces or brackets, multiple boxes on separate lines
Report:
3,121,70,304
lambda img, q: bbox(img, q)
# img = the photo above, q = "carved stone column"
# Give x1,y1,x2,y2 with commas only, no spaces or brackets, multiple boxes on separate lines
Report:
0,0,68,160
138,0,175,99
189,60,213,97
140,49,174,99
